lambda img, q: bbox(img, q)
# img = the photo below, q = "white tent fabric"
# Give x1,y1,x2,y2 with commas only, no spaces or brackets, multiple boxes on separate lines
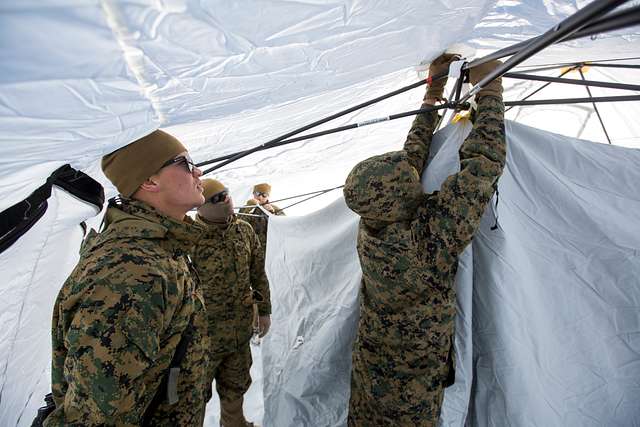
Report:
1,0,640,425
264,119,640,426
0,188,100,425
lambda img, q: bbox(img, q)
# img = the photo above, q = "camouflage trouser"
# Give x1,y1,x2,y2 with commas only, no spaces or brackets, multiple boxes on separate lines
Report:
347,337,445,427
205,344,252,403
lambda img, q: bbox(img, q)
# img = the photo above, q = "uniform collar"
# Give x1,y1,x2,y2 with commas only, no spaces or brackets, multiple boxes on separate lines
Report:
104,199,203,251
195,213,238,232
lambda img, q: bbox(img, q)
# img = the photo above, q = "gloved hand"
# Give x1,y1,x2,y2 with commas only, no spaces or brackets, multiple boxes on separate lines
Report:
425,52,461,103
258,315,271,338
469,59,503,98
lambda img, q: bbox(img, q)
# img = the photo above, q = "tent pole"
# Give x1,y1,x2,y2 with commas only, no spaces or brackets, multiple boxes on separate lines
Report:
265,185,345,206
278,186,345,211
504,72,640,91
512,57,640,74
505,94,640,106
461,0,630,102
580,63,640,70
249,103,464,148
202,102,459,175
197,72,448,170
203,94,639,174
578,68,612,144
569,4,640,41
466,2,638,69
437,71,467,130
505,66,580,113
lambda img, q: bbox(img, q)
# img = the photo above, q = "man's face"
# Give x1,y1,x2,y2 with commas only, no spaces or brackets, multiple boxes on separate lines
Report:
155,151,205,211
254,191,269,205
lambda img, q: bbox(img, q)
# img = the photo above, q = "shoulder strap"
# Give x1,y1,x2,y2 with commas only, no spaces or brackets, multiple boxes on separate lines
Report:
140,312,195,426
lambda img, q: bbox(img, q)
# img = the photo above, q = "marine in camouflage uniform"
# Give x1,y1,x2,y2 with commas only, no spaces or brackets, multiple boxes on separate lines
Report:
193,179,271,427
44,130,209,426
240,183,285,252
343,56,506,426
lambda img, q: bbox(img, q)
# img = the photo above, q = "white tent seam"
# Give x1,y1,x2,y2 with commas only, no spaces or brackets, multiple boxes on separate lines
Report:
100,0,167,124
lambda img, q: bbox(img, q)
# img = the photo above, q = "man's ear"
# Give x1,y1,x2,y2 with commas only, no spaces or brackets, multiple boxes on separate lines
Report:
139,175,161,193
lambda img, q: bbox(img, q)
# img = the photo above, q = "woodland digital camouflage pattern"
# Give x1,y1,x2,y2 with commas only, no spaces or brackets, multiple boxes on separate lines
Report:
192,214,270,402
45,199,209,427
344,95,506,426
240,202,285,252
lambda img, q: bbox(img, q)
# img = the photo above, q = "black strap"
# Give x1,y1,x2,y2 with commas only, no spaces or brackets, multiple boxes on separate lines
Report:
31,393,55,427
490,187,500,231
0,164,104,255
141,314,195,426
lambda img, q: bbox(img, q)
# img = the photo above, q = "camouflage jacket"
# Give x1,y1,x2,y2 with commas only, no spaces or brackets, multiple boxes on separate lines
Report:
351,95,505,387
45,199,209,427
239,202,285,251
192,214,271,354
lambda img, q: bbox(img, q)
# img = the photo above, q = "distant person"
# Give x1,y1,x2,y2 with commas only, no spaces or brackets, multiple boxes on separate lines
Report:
344,53,506,426
193,179,271,427
44,130,209,426
240,183,285,252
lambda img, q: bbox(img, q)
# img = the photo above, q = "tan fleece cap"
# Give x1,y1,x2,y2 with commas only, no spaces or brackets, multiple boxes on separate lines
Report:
253,183,271,194
202,178,226,200
101,130,187,197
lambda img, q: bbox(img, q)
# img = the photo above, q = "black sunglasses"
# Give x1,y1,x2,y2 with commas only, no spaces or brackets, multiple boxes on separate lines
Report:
255,191,269,198
160,155,197,174
210,189,229,204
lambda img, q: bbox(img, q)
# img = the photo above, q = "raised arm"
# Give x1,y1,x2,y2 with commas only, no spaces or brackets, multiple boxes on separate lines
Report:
404,53,459,174
422,60,506,256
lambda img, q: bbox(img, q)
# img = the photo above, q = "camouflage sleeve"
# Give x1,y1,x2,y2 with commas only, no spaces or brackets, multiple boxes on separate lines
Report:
250,227,271,315
422,95,506,255
272,204,286,216
57,268,169,424
239,199,258,214
402,105,440,175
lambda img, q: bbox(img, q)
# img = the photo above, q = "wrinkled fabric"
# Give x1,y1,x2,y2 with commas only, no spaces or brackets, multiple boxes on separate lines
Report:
45,199,209,427
192,214,269,405
347,95,506,426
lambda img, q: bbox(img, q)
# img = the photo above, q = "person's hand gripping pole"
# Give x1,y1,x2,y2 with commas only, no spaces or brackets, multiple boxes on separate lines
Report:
424,52,462,105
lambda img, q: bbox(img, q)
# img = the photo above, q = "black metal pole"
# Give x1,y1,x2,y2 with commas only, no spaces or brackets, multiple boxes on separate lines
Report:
504,72,640,91
279,188,342,211
511,56,640,74
578,68,612,144
202,102,460,175
265,185,345,206
504,94,640,106
461,0,630,102
505,66,579,113
466,1,636,70
578,63,640,70
570,4,640,41
198,72,448,171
